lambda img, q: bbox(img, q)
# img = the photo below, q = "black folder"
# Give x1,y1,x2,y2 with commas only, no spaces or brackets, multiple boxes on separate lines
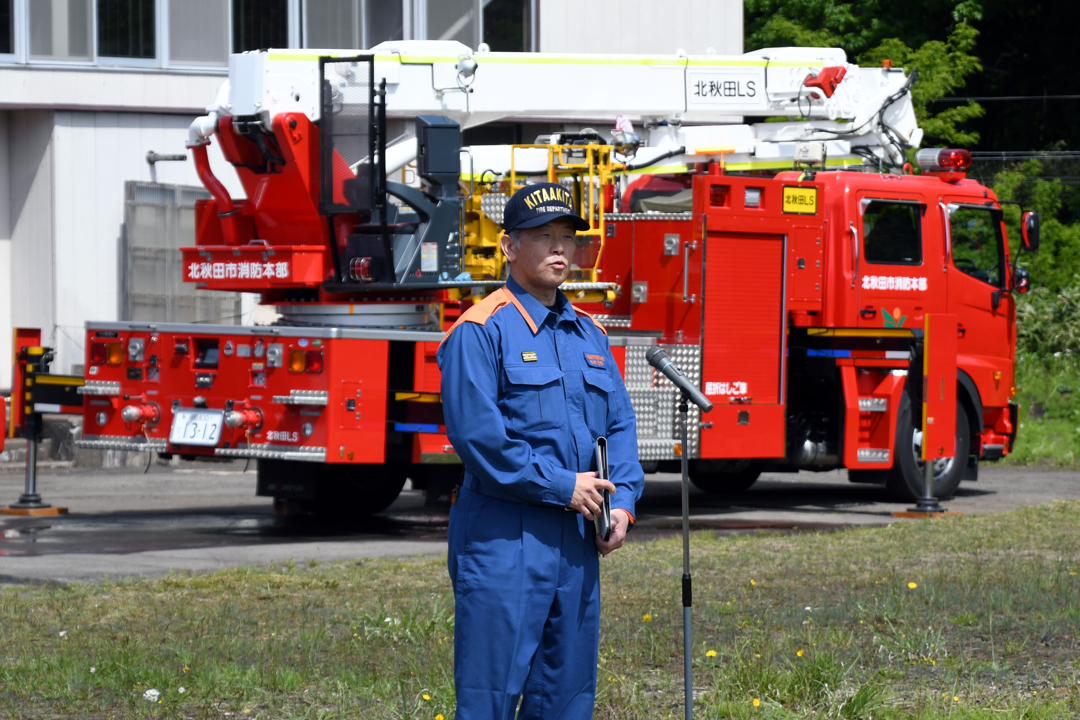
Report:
594,437,612,541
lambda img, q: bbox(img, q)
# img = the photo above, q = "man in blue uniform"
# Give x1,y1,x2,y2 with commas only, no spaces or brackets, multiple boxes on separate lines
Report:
438,182,644,719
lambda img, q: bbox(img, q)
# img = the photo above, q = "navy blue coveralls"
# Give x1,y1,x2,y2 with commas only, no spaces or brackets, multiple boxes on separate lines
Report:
437,276,644,719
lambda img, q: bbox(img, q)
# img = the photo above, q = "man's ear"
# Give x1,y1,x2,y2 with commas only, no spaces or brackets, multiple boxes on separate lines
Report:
500,233,516,263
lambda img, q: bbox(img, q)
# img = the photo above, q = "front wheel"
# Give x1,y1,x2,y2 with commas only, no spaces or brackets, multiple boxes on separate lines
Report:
688,459,761,494
885,394,970,502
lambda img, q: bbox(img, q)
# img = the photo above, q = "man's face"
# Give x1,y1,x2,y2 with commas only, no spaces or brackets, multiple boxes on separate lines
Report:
502,218,575,291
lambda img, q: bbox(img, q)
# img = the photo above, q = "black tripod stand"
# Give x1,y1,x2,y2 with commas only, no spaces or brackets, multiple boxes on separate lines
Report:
677,393,694,720
645,346,713,720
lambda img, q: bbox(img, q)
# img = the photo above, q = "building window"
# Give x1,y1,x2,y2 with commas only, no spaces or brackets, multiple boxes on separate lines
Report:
0,0,13,54
30,0,92,60
170,0,228,66
427,0,475,46
233,0,287,52
483,0,528,52
365,1,402,45
304,1,403,50
306,0,359,49
98,0,155,58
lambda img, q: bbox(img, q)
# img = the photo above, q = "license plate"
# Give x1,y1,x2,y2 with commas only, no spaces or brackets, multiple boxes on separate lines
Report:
169,408,225,447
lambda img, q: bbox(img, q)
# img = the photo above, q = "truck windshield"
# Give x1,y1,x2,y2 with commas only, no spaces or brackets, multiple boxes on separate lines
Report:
950,206,1005,287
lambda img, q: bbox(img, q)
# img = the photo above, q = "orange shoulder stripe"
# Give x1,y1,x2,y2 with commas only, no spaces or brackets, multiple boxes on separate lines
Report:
441,287,512,345
572,305,608,335
440,286,542,346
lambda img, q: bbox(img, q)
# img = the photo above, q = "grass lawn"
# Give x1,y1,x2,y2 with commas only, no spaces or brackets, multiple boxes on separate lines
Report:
4,502,1080,719
1007,357,1080,467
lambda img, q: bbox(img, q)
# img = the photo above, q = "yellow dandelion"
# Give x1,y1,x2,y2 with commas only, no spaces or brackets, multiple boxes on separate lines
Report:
797,649,804,657
706,650,717,657
643,614,652,622
753,698,761,707
907,582,917,589
437,715,445,720
750,579,756,586
423,694,431,701
954,696,960,702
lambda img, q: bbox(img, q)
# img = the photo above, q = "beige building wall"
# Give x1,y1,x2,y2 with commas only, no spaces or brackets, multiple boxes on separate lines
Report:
538,0,743,56
0,107,244,387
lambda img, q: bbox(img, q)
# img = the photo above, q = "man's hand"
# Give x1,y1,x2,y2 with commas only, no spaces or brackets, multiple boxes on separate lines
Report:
595,509,630,556
569,471,616,521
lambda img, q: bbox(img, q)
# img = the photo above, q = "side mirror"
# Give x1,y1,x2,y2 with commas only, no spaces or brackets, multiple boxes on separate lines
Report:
1013,266,1031,294
1021,211,1040,252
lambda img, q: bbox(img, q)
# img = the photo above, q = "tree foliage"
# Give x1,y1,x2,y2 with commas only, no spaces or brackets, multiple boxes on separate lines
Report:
747,0,1080,154
745,0,985,146
991,161,1080,293
859,24,983,146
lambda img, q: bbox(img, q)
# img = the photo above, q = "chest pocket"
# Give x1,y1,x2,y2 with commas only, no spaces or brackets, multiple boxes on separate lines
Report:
582,368,613,429
503,365,565,433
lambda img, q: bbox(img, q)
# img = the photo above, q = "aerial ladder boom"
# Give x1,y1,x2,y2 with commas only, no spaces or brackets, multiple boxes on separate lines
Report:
189,41,922,170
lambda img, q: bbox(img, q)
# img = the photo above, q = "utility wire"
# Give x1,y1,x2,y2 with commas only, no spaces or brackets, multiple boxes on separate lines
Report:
970,151,1080,159
932,95,1080,102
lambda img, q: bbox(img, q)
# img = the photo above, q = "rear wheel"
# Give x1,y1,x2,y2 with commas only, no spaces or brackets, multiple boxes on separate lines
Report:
312,463,408,516
260,460,407,517
688,459,761,494
885,394,970,502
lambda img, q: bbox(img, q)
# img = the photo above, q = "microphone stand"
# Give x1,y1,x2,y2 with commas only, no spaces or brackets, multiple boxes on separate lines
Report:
679,392,693,720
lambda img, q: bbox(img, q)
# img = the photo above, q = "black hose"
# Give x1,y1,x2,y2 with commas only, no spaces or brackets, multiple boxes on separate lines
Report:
625,146,686,171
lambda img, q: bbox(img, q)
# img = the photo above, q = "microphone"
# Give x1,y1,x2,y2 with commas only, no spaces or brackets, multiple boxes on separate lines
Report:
645,346,714,412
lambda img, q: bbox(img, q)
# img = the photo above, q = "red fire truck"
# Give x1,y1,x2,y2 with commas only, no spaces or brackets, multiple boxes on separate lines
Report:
70,43,1038,514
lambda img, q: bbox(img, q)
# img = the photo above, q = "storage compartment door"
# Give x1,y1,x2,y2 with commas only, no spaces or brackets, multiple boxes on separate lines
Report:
700,232,787,458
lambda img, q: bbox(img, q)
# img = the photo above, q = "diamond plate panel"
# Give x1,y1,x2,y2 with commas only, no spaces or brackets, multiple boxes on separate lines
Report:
480,192,509,224
638,439,681,461
591,315,632,328
625,344,702,459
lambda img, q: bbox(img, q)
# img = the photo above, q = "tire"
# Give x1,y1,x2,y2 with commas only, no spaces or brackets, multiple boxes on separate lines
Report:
886,393,970,502
313,463,408,516
688,459,761,494
260,459,407,517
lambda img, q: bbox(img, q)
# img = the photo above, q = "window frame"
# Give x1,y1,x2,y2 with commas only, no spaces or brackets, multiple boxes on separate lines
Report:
164,0,230,70
0,0,418,70
859,197,926,267
946,202,1008,289
0,0,22,62
300,0,414,50
94,0,161,68
24,0,96,66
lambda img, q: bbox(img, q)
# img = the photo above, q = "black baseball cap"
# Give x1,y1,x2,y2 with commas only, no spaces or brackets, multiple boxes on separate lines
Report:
502,182,590,232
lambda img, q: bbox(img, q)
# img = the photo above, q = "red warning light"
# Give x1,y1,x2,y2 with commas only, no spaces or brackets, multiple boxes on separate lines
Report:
915,148,972,172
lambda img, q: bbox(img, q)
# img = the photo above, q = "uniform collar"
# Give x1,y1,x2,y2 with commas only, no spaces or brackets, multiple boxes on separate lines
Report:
506,275,577,332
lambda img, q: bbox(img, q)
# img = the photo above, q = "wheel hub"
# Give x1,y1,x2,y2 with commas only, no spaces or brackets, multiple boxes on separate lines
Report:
912,428,954,478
